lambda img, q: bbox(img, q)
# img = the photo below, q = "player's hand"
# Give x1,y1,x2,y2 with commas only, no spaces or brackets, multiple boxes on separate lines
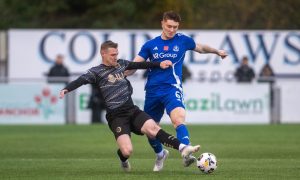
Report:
217,50,228,59
59,89,68,99
160,60,173,69
125,69,136,76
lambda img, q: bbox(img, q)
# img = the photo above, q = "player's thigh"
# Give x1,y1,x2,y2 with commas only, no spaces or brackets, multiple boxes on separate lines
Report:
140,119,161,139
131,106,153,135
163,88,185,115
131,107,160,138
144,96,165,123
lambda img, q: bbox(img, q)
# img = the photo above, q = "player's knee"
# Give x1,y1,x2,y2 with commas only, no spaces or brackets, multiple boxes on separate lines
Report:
149,124,161,138
142,120,160,138
172,115,185,127
173,120,184,128
120,146,133,157
176,112,185,121
170,107,186,125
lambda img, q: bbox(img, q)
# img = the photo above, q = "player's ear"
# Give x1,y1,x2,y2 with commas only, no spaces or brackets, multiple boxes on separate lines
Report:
100,49,106,56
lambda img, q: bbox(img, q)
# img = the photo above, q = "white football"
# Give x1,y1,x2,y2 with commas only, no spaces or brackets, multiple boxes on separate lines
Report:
196,152,217,174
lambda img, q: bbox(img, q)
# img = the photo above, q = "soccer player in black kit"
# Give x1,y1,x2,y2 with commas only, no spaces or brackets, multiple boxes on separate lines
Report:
59,40,200,172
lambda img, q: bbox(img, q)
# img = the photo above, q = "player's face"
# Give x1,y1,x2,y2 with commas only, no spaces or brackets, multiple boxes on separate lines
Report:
161,19,179,40
102,48,119,67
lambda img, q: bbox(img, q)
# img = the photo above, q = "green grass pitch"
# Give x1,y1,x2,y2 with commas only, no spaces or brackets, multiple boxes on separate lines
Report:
0,124,300,180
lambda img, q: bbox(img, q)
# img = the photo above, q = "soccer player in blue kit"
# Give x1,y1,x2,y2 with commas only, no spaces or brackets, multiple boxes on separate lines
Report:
127,11,228,171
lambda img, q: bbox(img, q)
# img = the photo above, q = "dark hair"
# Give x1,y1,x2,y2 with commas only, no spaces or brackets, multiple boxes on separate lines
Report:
101,40,118,51
162,11,181,22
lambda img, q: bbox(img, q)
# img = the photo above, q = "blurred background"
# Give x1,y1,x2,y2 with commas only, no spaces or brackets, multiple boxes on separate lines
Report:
0,0,299,125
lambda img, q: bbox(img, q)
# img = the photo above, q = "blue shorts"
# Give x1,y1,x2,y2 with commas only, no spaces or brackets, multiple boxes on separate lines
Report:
144,86,185,123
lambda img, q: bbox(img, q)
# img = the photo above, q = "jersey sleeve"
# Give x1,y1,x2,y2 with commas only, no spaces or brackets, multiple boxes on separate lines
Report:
183,35,196,50
138,42,150,60
79,68,98,84
64,76,87,92
126,61,160,70
63,68,97,92
118,59,130,69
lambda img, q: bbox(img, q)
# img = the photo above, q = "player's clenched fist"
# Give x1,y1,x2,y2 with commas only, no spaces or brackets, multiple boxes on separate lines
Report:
59,89,68,99
160,60,172,69
217,50,228,59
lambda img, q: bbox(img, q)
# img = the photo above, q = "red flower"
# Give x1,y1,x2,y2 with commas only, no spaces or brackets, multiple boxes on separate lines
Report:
50,96,57,104
35,96,41,104
42,88,50,97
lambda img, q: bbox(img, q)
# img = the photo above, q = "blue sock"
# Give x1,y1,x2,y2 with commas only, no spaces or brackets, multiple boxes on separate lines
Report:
148,138,163,153
176,124,190,145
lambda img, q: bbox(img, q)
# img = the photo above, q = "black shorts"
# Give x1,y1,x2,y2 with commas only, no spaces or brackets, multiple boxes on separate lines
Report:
106,105,152,139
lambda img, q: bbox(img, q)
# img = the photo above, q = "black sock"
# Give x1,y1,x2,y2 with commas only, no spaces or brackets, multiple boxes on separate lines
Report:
117,149,128,162
155,129,180,150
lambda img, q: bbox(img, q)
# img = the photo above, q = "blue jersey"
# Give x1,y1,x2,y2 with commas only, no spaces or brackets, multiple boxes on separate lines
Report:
138,33,196,95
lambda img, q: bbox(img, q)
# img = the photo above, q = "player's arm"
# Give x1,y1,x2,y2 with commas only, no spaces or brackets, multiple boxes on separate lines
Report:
194,43,228,59
124,55,145,76
59,77,89,99
126,60,172,70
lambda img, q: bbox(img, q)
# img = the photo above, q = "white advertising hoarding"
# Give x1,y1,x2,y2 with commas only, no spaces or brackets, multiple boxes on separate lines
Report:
132,81,270,124
0,83,65,124
75,85,92,124
7,29,299,123
75,80,270,124
277,80,300,123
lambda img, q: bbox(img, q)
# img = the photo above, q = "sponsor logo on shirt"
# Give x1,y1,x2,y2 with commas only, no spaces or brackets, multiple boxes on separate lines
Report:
153,46,158,50
153,53,177,59
108,73,125,83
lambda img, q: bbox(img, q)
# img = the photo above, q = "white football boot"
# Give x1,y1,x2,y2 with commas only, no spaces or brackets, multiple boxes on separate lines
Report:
181,145,200,167
120,160,131,172
153,149,169,172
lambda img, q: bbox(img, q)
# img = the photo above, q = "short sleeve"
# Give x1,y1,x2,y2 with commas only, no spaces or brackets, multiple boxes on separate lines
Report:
184,35,196,50
138,42,151,60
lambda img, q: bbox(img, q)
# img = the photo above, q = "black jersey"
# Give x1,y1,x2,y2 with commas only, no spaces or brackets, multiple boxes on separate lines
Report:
64,59,160,111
